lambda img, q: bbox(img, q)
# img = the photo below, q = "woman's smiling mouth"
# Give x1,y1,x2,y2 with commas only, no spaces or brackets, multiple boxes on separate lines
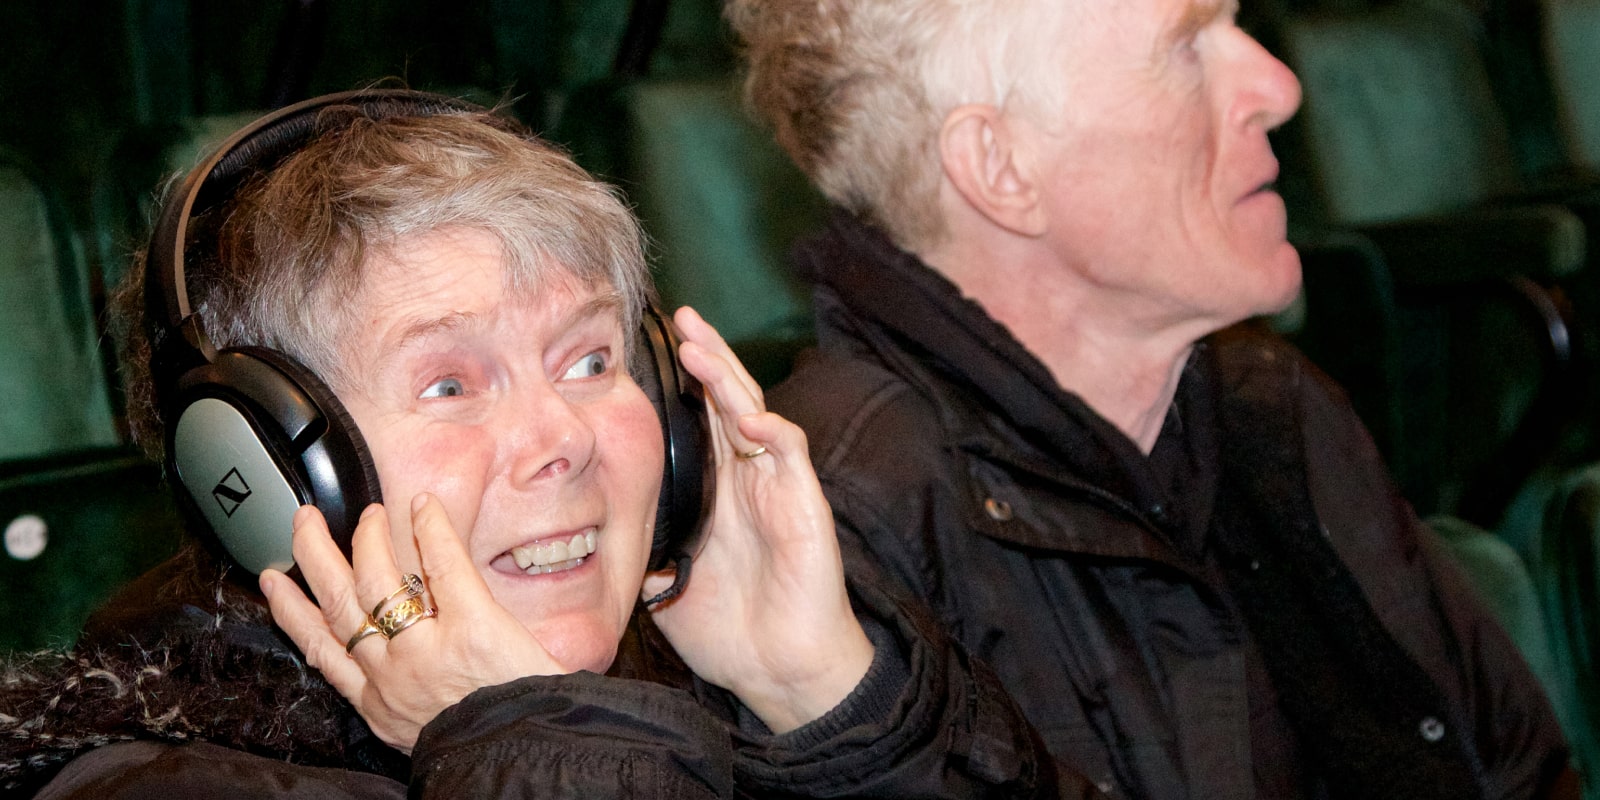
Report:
505,529,598,575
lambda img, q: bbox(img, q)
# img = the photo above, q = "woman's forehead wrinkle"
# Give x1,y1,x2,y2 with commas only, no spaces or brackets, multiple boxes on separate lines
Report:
369,291,626,370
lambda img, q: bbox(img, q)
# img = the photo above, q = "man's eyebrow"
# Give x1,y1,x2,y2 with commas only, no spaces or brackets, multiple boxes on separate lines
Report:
1164,0,1232,48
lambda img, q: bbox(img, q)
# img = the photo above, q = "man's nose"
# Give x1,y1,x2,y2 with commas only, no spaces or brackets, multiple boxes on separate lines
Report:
1236,33,1304,132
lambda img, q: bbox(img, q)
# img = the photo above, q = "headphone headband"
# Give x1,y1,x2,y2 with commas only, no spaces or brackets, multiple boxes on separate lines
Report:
144,90,489,405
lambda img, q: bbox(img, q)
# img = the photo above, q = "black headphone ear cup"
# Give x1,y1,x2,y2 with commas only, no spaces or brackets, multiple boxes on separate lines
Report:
241,346,383,539
164,346,381,575
633,306,712,571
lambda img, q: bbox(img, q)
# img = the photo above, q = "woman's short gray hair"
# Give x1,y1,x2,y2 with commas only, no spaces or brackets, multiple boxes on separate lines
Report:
115,104,650,459
725,0,1065,252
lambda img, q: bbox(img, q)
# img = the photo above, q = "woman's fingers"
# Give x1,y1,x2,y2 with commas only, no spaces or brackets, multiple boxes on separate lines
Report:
674,306,763,407
393,494,493,636
350,503,409,616
736,411,808,467
678,340,771,460
260,568,370,697
287,505,370,646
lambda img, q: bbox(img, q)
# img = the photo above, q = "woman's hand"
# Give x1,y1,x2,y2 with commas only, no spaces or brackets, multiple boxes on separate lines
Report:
644,306,874,734
261,495,565,754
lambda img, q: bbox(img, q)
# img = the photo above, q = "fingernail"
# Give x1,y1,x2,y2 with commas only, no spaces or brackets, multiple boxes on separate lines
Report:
361,504,383,520
258,573,275,600
412,493,430,514
293,505,316,528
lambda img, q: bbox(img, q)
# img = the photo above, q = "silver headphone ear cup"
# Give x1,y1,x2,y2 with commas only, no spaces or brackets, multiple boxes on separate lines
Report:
164,348,381,576
169,393,307,574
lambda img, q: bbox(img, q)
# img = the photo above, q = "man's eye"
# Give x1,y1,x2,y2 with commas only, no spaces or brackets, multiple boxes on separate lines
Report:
419,377,466,399
562,352,608,380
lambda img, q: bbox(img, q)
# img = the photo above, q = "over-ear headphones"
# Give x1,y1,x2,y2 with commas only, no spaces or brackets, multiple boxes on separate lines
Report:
145,88,710,584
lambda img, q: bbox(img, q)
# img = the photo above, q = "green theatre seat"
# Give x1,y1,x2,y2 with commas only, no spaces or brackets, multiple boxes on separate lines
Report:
0,450,184,652
1540,0,1600,174
1531,462,1600,798
563,76,824,388
0,153,120,463
1259,0,1590,526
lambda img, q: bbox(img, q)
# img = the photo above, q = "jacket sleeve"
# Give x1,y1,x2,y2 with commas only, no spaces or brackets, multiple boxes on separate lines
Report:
410,670,735,799
727,569,1105,799
32,741,406,800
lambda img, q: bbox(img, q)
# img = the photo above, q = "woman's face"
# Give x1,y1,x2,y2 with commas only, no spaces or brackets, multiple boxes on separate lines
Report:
334,227,663,673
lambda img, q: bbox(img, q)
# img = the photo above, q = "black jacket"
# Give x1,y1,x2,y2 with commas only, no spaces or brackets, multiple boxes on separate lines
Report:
4,546,1101,798
768,213,1575,800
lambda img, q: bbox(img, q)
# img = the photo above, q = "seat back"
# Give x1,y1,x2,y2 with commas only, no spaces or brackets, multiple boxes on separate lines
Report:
1428,515,1560,690
556,0,825,387
1533,463,1600,794
1278,1,1524,225
0,154,120,463
1540,0,1600,171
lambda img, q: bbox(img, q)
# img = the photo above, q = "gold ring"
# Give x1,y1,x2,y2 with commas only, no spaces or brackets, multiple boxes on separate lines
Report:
345,616,384,654
374,597,436,639
371,573,426,619
384,605,438,640
735,445,769,460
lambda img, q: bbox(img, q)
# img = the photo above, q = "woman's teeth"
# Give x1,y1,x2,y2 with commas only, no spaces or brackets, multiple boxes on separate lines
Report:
511,530,597,575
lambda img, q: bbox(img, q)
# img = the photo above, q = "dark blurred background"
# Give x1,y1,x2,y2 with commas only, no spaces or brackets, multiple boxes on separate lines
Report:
1,0,1598,792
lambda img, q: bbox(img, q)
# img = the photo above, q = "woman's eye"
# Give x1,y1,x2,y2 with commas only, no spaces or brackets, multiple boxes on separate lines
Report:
562,352,608,380
419,377,466,399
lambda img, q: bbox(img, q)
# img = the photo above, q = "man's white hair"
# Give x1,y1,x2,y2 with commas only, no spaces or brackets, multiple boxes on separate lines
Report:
726,0,1067,251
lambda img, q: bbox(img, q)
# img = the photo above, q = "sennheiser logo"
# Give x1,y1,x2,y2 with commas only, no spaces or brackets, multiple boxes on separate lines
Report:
212,468,253,517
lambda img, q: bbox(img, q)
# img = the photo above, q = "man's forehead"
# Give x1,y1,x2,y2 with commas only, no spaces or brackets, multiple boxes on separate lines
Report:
1164,0,1237,41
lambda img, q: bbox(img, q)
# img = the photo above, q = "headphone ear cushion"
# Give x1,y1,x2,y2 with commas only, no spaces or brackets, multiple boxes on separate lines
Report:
165,346,381,575
237,347,383,548
633,307,712,571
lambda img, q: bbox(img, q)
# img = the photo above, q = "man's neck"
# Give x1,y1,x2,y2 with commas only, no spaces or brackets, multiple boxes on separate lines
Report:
922,239,1210,454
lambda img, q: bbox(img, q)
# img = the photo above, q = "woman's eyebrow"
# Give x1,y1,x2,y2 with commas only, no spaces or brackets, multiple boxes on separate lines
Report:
386,311,480,358
562,292,626,330
380,291,626,362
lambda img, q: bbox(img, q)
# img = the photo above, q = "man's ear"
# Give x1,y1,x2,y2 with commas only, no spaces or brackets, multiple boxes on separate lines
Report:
939,104,1047,237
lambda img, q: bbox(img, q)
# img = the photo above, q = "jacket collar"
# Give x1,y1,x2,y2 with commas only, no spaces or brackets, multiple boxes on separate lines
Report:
794,211,1168,507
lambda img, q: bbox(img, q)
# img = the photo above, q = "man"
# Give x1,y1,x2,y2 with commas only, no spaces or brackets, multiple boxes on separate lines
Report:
728,0,1578,797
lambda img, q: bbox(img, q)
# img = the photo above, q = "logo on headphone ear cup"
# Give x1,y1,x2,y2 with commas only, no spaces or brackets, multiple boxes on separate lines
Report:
633,306,712,571
166,347,380,575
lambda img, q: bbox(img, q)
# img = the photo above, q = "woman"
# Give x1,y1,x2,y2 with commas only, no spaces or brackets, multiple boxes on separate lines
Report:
0,90,1088,798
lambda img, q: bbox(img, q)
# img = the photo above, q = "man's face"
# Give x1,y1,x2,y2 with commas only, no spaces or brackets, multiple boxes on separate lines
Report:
337,227,663,674
1022,0,1303,333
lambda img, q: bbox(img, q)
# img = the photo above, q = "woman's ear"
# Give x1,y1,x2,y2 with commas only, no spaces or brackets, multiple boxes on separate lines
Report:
938,104,1048,237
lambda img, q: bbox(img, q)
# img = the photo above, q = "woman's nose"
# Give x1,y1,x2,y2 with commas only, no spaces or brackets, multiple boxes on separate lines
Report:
502,388,597,487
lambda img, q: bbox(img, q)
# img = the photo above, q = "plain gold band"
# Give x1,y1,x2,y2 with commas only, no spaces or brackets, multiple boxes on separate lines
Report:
345,617,384,654
735,445,769,460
